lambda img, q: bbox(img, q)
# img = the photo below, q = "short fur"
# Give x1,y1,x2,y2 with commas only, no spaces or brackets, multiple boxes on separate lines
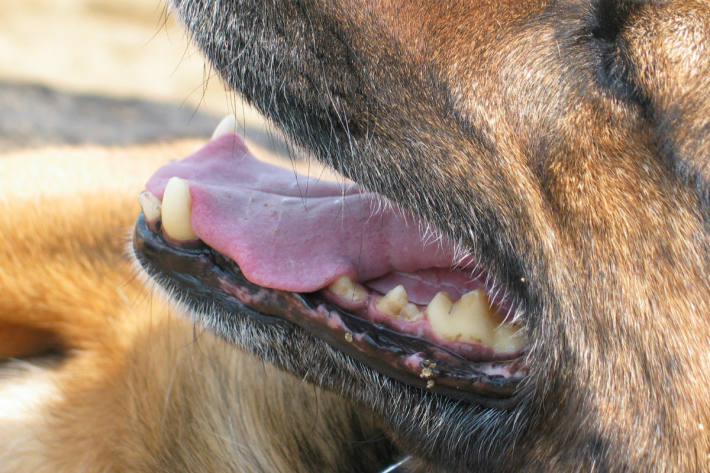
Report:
0,143,396,472
159,0,710,471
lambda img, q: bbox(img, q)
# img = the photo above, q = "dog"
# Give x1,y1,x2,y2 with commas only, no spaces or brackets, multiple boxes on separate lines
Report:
3,0,709,472
132,0,709,471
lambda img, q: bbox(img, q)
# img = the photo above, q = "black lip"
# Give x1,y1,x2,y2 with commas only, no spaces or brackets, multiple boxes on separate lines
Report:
133,214,527,408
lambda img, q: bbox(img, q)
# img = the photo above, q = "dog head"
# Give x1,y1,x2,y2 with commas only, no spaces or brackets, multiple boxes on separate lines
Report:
134,1,710,471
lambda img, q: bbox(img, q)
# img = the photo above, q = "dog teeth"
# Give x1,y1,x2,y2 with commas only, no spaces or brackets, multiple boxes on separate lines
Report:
400,302,424,322
427,289,496,345
161,177,198,241
211,114,237,140
425,291,456,337
328,276,368,304
492,322,527,353
371,285,423,321
375,285,409,318
426,289,527,351
326,277,525,351
137,191,161,223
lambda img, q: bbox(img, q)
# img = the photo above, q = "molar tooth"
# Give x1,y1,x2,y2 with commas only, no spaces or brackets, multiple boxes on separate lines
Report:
425,291,454,332
400,303,423,322
328,276,368,304
138,191,161,223
211,114,237,139
427,289,496,345
492,323,527,353
161,177,198,241
375,285,408,317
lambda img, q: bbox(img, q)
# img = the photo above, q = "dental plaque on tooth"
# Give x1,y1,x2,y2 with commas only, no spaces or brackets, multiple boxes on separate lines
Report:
330,274,525,356
375,285,409,318
427,289,525,352
328,276,368,306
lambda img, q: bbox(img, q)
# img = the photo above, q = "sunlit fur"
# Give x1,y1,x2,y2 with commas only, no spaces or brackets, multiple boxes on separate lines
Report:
167,1,710,471
0,143,396,472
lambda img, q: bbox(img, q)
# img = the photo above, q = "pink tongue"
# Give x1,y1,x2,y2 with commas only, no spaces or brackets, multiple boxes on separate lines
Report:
146,134,463,292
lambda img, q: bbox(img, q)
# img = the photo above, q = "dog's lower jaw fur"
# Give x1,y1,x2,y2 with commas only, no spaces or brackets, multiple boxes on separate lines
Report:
169,1,710,471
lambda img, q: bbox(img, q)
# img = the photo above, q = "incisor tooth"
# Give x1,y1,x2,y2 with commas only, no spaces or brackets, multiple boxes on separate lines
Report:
427,289,495,345
161,177,198,241
138,191,161,222
328,276,367,304
375,285,408,317
211,114,237,140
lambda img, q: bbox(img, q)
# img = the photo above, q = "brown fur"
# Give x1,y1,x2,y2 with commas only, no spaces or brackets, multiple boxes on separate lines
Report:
0,143,396,472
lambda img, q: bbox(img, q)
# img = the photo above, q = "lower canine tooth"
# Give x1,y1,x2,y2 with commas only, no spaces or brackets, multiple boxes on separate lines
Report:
161,177,198,241
376,285,408,317
138,191,161,223
328,276,367,304
427,290,496,345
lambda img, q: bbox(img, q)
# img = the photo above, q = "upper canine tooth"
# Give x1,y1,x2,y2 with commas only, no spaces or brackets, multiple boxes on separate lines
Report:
328,276,368,304
427,289,496,345
211,114,237,140
138,191,161,223
376,285,408,317
161,177,198,241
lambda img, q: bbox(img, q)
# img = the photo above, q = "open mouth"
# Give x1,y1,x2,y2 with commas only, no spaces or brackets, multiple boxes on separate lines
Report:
133,117,529,408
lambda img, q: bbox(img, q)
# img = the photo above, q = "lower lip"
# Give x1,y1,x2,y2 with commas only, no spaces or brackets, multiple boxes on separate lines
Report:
133,213,527,408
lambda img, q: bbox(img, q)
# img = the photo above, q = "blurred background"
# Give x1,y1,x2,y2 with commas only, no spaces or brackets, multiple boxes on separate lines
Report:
0,0,288,155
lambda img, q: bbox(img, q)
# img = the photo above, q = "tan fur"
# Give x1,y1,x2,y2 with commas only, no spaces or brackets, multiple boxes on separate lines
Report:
0,142,392,472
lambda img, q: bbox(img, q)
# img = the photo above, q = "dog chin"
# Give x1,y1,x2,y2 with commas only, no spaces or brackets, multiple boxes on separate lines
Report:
136,259,517,473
